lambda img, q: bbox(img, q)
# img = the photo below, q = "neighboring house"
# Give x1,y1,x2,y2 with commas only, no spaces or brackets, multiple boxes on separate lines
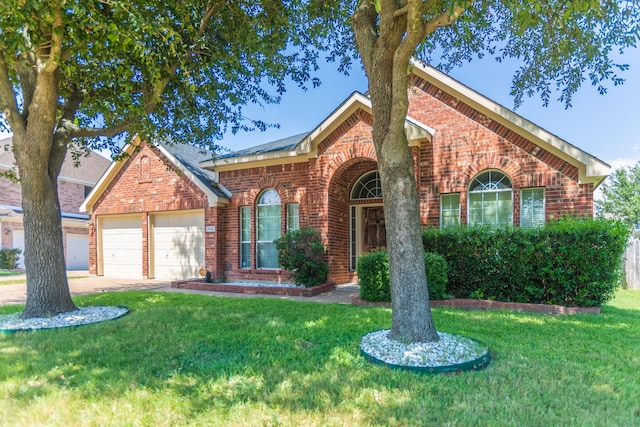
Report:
0,137,110,269
81,61,610,282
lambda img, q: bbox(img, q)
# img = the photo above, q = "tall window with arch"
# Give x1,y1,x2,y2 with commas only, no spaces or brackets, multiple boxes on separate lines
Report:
256,189,281,268
468,170,513,227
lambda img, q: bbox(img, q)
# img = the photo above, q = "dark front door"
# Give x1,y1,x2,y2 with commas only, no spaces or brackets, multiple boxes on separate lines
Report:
362,206,386,252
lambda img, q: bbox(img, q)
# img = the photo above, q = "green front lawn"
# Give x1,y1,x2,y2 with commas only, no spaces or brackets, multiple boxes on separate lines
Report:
0,270,22,277
1,290,639,426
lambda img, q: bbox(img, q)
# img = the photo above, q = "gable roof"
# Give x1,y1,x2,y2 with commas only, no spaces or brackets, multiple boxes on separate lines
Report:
0,136,110,185
80,138,230,213
202,92,434,171
408,59,610,186
204,61,609,187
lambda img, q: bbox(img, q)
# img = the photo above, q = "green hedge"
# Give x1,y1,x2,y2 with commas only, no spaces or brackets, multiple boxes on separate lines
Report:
357,251,448,302
0,248,21,270
422,218,630,307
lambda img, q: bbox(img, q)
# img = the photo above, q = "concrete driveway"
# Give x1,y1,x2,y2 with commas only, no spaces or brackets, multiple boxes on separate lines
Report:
0,272,171,306
0,272,357,306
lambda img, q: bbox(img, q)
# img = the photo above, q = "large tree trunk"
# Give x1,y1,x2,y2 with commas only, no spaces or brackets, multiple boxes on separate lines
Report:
12,67,77,319
352,0,442,343
367,54,439,343
19,157,77,318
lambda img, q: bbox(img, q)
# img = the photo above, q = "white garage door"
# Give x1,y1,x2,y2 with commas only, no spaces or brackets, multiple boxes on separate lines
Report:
101,216,143,279
13,230,25,269
66,234,89,270
153,212,205,280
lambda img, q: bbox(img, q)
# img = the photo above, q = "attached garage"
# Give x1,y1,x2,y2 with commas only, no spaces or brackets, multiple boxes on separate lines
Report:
66,233,89,270
100,215,143,279
151,211,205,280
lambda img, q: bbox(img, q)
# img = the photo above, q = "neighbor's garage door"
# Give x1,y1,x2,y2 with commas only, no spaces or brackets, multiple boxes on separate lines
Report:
13,229,25,269
152,211,204,280
101,216,143,279
66,233,89,270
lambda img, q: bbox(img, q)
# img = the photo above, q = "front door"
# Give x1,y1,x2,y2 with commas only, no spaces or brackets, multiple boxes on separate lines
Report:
362,206,386,252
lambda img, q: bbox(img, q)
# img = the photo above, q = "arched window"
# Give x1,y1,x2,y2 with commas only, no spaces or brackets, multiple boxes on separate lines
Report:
468,170,513,227
256,189,281,268
351,170,382,200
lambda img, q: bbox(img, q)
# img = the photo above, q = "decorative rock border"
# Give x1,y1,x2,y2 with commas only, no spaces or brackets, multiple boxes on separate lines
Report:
360,330,491,374
171,280,336,297
351,296,601,314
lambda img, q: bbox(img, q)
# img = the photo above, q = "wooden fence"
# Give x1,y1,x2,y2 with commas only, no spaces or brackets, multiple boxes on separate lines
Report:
623,237,640,290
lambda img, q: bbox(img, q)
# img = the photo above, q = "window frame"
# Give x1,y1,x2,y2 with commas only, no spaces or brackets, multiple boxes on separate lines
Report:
467,170,513,228
520,187,546,228
239,206,251,269
286,203,300,232
440,193,461,229
256,189,282,269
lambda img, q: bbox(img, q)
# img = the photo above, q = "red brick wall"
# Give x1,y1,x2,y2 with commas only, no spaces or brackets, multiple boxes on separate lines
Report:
1,168,89,214
0,168,22,207
217,78,595,284
408,75,593,226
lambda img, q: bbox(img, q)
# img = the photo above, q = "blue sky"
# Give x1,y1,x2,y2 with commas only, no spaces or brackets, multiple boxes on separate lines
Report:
220,49,640,171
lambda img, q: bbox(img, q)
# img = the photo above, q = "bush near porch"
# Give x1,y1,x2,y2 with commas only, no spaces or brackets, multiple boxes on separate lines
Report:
357,251,448,302
422,217,630,307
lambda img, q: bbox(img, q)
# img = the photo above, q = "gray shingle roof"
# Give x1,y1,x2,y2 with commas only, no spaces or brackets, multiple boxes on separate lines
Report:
220,132,310,159
0,136,110,184
158,142,229,199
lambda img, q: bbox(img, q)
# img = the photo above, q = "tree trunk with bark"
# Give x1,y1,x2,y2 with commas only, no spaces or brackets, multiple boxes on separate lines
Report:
12,68,77,319
353,2,439,343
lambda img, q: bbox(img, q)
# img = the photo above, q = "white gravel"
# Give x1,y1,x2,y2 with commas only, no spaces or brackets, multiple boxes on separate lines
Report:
0,306,128,332
361,329,489,368
218,281,301,288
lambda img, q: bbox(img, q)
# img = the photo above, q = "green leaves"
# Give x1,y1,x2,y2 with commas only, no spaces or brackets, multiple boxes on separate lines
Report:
1,0,339,152
422,218,631,307
597,161,640,232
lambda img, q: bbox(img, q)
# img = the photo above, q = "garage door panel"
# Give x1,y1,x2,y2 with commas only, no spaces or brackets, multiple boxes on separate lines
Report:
153,212,204,280
101,216,143,279
66,234,89,270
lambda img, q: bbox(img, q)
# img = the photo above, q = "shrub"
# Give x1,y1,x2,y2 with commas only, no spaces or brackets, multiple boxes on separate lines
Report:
357,251,390,302
357,250,448,302
0,248,21,270
275,228,328,287
423,252,448,300
423,217,630,307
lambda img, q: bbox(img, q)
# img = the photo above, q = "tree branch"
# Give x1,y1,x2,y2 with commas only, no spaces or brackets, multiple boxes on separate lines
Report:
0,51,26,137
43,0,64,73
69,122,130,139
352,0,378,72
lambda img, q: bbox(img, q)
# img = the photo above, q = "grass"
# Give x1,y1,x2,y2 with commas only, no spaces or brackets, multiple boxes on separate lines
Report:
0,270,23,277
1,290,639,426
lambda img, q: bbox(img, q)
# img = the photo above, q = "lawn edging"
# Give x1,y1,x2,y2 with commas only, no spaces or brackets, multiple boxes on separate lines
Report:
171,279,336,297
351,296,601,314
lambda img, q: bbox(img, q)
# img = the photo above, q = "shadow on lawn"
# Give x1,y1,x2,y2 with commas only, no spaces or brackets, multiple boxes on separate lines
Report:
1,291,639,424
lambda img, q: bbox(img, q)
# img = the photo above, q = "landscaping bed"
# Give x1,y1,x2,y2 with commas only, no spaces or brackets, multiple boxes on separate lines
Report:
351,295,601,314
171,279,336,297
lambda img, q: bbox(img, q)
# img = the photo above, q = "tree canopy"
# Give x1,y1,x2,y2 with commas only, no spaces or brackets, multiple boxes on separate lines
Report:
597,161,640,232
0,0,330,153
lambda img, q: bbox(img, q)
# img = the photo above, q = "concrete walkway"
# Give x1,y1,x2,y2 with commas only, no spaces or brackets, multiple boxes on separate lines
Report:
0,272,359,306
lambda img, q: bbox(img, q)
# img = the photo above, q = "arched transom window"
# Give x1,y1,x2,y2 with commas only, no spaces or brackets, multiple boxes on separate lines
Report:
351,171,382,200
256,189,281,268
468,170,513,227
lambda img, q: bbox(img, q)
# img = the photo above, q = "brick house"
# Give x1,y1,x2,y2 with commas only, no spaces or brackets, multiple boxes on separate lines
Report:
0,137,110,269
81,61,610,282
